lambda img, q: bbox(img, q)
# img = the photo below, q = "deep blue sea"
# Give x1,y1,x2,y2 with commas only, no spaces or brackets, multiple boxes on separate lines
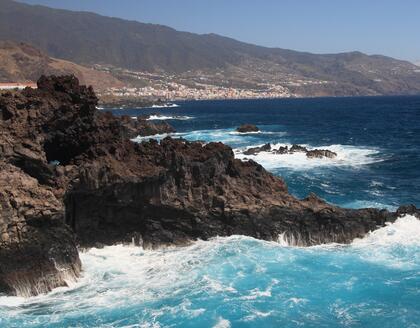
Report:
1,97,419,327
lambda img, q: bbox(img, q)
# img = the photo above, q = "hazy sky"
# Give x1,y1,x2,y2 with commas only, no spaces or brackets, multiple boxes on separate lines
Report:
19,0,420,62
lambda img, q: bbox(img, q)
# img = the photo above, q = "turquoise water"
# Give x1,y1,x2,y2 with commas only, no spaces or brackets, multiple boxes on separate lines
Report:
1,97,419,327
1,217,419,328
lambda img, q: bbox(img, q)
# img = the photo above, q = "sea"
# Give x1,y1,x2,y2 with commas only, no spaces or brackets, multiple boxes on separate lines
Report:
1,96,419,327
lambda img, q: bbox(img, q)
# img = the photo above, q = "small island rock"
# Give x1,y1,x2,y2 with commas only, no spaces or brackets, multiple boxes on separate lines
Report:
236,124,260,133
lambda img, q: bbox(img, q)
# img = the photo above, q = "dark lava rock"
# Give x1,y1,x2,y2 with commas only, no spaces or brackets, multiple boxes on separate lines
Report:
273,146,289,154
290,144,308,153
243,143,271,155
121,116,175,137
1,75,418,296
236,124,260,133
306,149,337,159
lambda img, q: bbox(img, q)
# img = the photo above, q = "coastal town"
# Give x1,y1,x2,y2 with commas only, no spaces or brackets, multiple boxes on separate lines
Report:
94,65,296,100
0,78,293,101
100,81,293,100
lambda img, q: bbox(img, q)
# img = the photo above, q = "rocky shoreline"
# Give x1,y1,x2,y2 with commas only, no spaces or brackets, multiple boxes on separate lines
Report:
0,76,418,297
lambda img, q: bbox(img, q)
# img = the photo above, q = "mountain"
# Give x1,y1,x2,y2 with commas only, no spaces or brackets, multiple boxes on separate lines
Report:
1,0,420,96
0,41,123,91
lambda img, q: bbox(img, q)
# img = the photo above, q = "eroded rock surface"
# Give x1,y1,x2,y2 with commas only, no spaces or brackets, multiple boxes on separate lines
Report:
0,75,418,296
306,149,337,159
0,160,80,296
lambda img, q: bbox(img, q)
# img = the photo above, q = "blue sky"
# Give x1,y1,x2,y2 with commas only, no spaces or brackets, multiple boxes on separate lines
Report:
19,0,420,62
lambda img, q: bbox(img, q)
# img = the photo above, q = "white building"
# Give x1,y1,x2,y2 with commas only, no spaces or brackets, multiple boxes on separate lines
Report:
0,82,37,90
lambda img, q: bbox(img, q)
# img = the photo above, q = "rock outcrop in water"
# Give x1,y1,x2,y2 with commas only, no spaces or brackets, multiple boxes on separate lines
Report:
236,124,259,133
0,75,418,296
243,143,271,155
121,115,175,137
243,143,337,159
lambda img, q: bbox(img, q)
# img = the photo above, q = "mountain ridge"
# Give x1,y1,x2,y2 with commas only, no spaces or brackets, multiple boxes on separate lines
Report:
1,0,420,96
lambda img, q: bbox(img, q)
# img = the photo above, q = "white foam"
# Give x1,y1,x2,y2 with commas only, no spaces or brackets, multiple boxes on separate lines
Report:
228,131,285,136
1,228,418,323
352,215,420,247
131,132,186,142
180,128,287,146
231,130,262,135
287,297,308,305
213,317,231,328
0,295,26,307
150,103,179,108
240,279,278,300
202,275,237,293
243,310,274,322
342,200,397,211
131,127,287,145
235,143,383,170
132,115,193,121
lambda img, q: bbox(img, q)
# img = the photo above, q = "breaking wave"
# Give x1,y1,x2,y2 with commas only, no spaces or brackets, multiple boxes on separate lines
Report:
149,103,179,108
352,214,420,247
131,128,287,146
147,114,193,120
235,143,383,170
131,115,193,121
131,132,186,142
1,215,418,327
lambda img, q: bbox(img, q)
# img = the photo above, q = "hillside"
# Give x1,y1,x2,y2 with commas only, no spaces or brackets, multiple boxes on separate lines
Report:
0,41,123,91
1,0,420,96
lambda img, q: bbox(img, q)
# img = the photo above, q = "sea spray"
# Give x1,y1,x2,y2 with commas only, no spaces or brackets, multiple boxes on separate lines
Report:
235,143,383,170
1,216,418,327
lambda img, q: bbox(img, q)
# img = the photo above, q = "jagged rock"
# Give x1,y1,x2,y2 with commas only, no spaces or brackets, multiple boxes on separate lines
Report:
290,144,308,153
0,163,80,296
273,146,289,154
0,75,418,297
243,143,271,155
306,149,337,159
120,116,175,137
236,124,259,133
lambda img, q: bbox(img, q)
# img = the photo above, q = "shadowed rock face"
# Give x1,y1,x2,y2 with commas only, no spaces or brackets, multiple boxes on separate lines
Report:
0,159,81,297
0,75,418,296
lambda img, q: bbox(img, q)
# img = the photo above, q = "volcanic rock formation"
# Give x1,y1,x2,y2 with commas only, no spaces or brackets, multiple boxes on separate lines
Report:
0,75,418,297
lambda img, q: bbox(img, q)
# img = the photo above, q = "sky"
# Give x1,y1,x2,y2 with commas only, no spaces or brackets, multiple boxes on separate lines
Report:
19,0,420,62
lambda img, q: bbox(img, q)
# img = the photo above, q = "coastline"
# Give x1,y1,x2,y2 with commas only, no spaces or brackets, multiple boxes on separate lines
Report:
98,93,420,110
1,75,419,298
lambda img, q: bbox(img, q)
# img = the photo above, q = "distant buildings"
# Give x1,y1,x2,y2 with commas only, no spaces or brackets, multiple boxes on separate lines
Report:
94,65,296,101
101,81,292,101
0,82,37,90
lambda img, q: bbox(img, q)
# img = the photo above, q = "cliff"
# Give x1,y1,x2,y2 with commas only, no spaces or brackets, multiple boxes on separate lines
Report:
0,75,418,296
